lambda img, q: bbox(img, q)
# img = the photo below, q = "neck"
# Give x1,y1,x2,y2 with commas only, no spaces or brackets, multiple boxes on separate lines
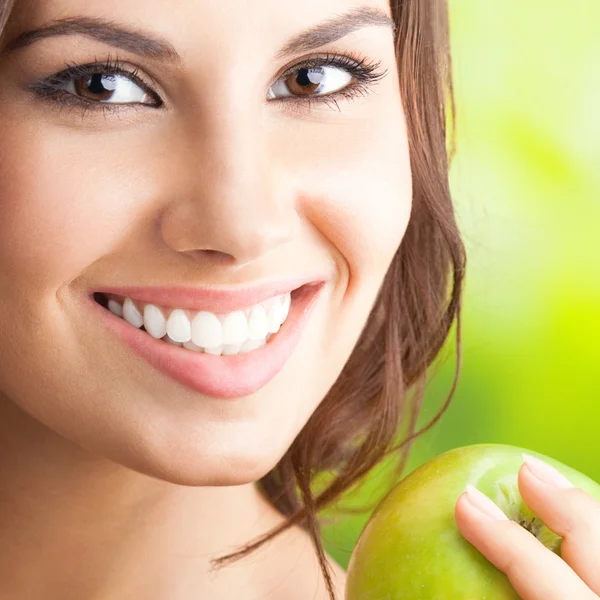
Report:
0,397,300,600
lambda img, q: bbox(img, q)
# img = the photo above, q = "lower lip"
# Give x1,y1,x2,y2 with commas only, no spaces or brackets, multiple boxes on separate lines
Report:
87,283,326,399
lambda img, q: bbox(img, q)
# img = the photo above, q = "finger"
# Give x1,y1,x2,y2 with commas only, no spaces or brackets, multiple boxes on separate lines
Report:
455,486,597,600
519,454,600,595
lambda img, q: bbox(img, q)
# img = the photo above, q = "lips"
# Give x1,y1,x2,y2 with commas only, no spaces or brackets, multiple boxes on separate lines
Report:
87,281,326,399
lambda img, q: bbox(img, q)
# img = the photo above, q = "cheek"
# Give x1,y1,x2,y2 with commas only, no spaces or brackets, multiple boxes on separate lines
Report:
289,106,413,292
277,105,412,410
0,118,156,300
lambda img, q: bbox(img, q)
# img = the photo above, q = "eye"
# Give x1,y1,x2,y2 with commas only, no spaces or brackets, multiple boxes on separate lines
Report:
268,65,352,100
29,59,162,109
66,73,151,104
265,53,388,111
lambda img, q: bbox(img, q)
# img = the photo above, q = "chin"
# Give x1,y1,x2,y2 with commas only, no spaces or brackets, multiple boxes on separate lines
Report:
100,431,290,488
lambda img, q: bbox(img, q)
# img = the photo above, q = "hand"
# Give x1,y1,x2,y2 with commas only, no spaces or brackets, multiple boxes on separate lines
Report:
455,454,600,600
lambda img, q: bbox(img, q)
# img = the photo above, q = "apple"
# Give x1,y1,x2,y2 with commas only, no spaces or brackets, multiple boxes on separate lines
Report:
345,443,600,599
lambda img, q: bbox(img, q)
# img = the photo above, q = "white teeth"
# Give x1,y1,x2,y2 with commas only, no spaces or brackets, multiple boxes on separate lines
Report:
143,304,167,339
222,343,243,356
267,298,282,334
261,295,278,312
280,293,291,324
247,305,268,340
123,298,144,328
204,345,223,356
108,299,124,317
191,311,222,348
221,311,249,345
166,309,192,343
239,338,266,354
115,290,293,356
163,334,183,347
183,340,203,352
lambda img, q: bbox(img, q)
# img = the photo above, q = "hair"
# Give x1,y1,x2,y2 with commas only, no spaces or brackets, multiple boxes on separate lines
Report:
0,1,465,598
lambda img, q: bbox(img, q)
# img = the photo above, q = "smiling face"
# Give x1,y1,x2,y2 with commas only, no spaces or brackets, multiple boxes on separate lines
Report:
0,0,412,486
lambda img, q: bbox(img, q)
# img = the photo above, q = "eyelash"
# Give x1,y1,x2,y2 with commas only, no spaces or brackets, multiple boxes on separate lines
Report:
29,57,158,118
28,52,389,117
275,51,388,113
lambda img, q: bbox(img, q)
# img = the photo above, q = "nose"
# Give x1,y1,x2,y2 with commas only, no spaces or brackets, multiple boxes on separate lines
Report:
160,105,298,268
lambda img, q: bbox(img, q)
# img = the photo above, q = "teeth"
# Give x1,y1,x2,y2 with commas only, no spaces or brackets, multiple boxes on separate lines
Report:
163,334,183,347
280,293,291,324
247,305,269,340
267,298,282,334
221,311,249,345
191,311,222,348
106,290,293,356
222,343,243,356
239,338,266,353
108,299,124,317
166,309,192,343
123,298,144,328
204,345,223,356
183,340,203,352
144,304,167,339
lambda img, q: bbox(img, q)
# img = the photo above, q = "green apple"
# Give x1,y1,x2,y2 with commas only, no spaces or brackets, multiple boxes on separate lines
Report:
345,444,600,599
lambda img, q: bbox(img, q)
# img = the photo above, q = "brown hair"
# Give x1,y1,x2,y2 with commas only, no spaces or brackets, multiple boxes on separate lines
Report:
0,1,465,599
0,0,14,33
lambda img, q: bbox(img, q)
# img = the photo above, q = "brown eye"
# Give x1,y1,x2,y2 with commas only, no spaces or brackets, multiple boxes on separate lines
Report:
284,67,326,97
268,65,353,100
67,72,151,104
74,74,118,101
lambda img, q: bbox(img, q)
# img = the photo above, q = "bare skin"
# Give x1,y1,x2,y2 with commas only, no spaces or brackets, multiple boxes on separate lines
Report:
0,0,411,598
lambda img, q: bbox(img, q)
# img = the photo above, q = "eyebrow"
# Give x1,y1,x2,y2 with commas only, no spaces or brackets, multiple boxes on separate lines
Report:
2,6,396,62
276,6,396,59
3,16,180,60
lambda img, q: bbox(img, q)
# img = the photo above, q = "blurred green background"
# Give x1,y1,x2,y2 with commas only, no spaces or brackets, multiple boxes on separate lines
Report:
323,0,600,569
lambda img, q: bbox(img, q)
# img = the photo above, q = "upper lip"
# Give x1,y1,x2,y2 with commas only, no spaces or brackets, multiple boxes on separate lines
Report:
93,274,328,313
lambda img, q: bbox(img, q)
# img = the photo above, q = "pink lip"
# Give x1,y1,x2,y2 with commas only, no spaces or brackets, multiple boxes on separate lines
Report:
93,273,326,313
87,282,326,399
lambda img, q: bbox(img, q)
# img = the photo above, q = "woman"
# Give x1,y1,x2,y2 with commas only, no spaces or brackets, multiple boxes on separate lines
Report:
0,1,598,599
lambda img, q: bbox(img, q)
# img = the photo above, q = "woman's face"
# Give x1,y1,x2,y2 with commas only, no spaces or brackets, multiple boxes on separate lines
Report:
0,0,411,485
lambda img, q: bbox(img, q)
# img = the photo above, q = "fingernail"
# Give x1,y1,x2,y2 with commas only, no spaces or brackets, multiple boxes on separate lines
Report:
522,454,574,489
465,484,509,520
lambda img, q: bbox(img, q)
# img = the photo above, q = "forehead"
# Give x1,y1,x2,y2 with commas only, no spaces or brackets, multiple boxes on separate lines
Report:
7,0,394,61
